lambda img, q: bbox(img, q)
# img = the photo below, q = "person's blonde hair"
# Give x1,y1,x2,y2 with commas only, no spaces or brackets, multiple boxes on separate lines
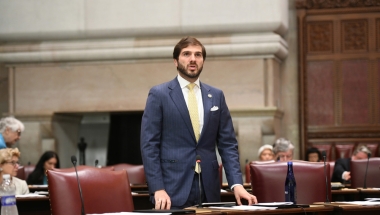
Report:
0,148,20,164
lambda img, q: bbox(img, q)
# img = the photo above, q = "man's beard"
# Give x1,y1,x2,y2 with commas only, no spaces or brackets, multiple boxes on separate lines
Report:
177,62,203,79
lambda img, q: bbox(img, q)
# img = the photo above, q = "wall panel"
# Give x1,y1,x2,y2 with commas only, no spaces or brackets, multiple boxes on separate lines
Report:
307,61,334,126
341,60,369,125
297,0,380,159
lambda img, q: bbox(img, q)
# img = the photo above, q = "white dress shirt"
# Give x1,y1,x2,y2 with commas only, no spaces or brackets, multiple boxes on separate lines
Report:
177,75,204,134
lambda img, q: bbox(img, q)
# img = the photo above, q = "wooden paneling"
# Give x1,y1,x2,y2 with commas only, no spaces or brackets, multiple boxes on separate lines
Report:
307,61,335,126
341,60,370,125
297,0,380,159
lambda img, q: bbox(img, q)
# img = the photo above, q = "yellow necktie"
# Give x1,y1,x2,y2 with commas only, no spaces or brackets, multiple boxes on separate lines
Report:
187,83,200,142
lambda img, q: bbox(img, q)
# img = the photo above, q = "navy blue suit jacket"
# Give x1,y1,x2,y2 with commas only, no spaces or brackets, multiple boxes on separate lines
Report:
331,158,351,183
140,77,243,207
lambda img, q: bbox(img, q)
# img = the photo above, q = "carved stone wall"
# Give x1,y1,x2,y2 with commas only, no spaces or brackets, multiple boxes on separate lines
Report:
0,0,295,169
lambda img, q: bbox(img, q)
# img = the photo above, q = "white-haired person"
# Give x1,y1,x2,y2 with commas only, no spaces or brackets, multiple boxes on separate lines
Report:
0,117,25,149
0,148,29,195
257,144,274,161
273,138,294,162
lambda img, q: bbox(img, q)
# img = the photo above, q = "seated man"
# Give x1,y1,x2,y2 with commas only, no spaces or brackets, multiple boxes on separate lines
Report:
0,117,25,149
331,145,371,183
272,138,294,162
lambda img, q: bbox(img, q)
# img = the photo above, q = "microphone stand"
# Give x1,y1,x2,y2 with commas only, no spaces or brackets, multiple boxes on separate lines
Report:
363,154,371,189
71,156,85,215
198,171,202,208
195,155,202,208
323,153,330,203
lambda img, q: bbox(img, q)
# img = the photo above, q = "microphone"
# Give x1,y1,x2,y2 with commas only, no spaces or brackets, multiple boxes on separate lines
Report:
321,151,330,203
195,155,202,208
71,155,85,215
95,159,99,167
363,153,371,189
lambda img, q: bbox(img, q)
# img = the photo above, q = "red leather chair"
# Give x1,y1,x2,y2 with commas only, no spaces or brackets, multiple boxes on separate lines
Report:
110,163,146,185
363,143,379,157
16,166,25,180
246,160,275,183
24,164,36,180
312,144,332,161
250,160,331,204
47,166,134,215
328,161,335,180
335,144,355,159
245,163,250,183
219,163,223,188
350,158,380,188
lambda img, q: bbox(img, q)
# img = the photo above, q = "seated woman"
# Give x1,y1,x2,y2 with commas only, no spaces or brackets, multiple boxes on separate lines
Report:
273,138,294,161
305,147,322,162
27,151,60,185
0,147,29,195
257,144,274,161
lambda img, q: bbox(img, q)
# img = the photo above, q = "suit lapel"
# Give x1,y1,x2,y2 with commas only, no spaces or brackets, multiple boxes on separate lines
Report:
168,78,196,142
200,82,213,142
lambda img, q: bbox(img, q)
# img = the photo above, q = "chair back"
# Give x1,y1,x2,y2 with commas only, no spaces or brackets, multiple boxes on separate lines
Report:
335,144,355,159
16,166,26,180
24,164,36,180
350,158,380,188
312,144,332,161
250,160,331,204
219,164,223,188
328,161,335,180
246,160,275,183
364,143,379,157
111,163,146,185
47,166,134,215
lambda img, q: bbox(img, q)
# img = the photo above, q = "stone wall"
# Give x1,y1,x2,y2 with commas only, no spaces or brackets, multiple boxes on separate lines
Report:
0,0,298,172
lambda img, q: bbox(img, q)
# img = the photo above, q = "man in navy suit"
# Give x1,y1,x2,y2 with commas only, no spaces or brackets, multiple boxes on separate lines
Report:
141,37,257,209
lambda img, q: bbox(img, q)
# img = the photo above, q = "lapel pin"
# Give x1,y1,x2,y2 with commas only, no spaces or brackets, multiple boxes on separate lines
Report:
208,94,212,98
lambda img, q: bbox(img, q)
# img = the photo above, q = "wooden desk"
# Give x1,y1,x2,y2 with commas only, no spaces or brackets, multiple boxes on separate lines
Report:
15,197,50,215
8,196,380,215
189,205,334,215
337,205,380,214
332,188,380,201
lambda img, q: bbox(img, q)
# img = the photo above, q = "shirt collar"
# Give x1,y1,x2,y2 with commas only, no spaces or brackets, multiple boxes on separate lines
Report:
177,74,200,89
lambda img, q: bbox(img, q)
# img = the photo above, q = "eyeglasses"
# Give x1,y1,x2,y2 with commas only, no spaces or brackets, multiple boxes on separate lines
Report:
3,161,20,166
15,129,21,136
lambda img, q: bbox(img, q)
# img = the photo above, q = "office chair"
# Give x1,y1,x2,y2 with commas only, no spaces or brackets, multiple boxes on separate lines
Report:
24,164,36,180
47,166,134,215
16,166,26,180
250,160,331,204
335,144,355,159
110,163,146,185
351,158,380,188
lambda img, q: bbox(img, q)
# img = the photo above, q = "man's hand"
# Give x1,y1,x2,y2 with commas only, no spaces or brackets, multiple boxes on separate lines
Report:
233,185,258,205
343,171,351,181
154,190,171,209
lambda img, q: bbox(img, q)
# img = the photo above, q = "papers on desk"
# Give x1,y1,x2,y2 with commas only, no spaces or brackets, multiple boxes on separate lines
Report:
16,193,46,198
28,184,48,188
88,213,171,215
255,202,293,206
365,198,380,201
209,205,276,210
336,201,380,206
34,191,49,195
331,182,345,189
